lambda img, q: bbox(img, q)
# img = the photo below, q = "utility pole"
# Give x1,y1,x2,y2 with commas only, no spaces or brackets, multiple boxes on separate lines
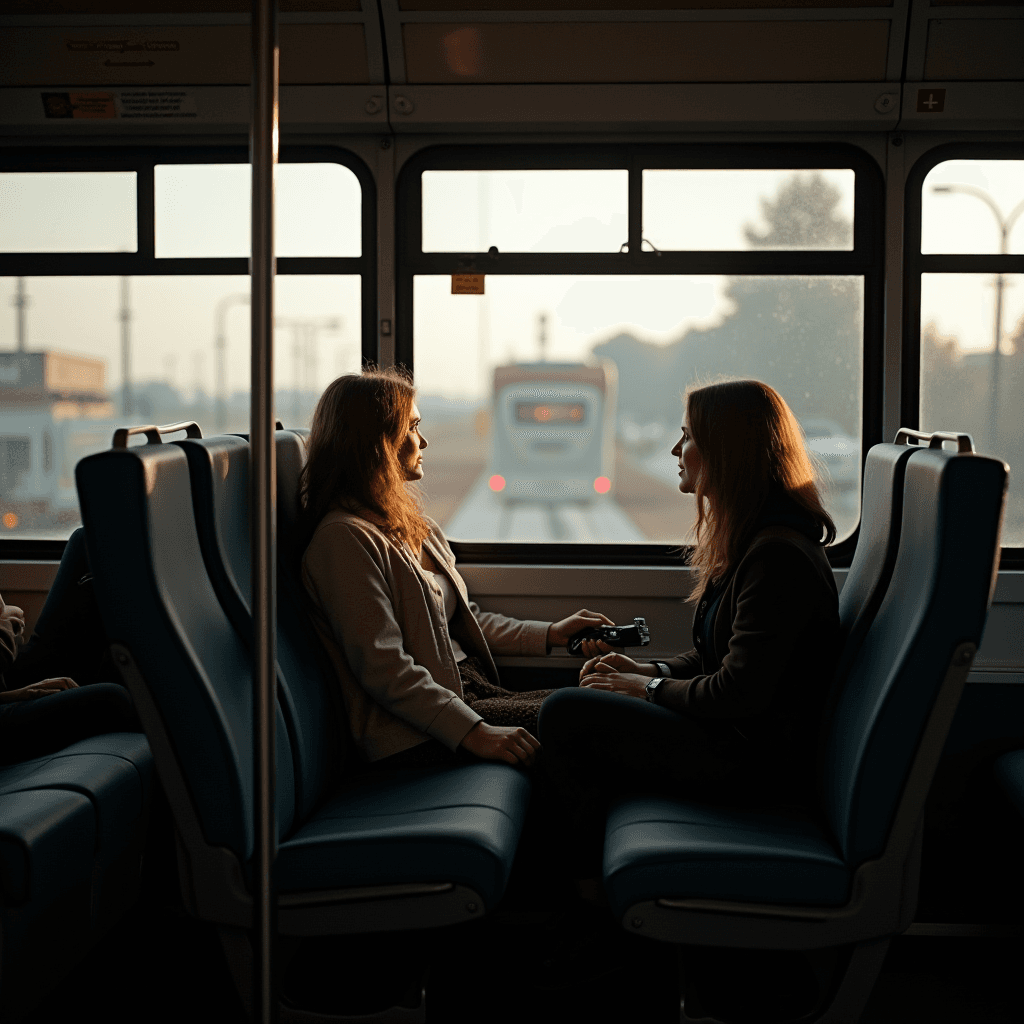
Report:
13,277,28,352
214,293,250,432
274,316,339,424
120,276,132,417
538,312,548,362
932,185,1024,451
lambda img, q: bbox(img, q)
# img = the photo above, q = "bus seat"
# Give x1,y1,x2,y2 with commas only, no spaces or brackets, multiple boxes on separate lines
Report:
76,439,529,944
993,749,1024,819
602,445,1007,1022
814,440,918,803
177,431,345,821
0,788,94,1018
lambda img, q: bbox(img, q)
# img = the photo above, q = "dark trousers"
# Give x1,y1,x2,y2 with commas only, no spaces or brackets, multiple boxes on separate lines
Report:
0,683,139,765
535,687,754,875
7,527,112,690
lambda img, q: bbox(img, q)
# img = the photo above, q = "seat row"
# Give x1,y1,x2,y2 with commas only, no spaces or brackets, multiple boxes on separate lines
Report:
0,705,153,1015
74,425,1007,1023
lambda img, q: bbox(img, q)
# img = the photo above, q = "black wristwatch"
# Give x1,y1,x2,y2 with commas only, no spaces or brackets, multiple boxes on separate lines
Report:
645,677,668,704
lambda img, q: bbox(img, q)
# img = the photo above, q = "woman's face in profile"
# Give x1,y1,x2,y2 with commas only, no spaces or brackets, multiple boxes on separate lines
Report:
399,402,428,481
671,409,703,495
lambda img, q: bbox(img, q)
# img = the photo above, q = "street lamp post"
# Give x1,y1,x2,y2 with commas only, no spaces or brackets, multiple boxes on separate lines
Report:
932,185,1024,452
214,293,251,432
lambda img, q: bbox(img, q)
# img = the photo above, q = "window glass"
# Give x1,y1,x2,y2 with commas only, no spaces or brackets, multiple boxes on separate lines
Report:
920,273,1024,546
643,169,855,251
922,160,1024,255
413,273,862,544
155,163,362,258
421,170,628,253
0,172,137,253
0,275,360,539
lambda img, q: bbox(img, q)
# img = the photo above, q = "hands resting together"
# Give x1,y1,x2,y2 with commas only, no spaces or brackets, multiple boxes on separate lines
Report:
0,593,79,704
459,607,659,767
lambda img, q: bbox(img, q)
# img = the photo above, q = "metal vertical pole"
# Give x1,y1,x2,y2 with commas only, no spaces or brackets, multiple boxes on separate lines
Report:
250,1,278,1022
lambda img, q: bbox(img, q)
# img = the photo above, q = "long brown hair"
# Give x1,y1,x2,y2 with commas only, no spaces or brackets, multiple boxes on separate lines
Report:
685,378,836,604
299,366,432,552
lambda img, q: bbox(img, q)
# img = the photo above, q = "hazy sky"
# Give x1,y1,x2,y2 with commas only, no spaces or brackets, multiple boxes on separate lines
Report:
1,158,1021,404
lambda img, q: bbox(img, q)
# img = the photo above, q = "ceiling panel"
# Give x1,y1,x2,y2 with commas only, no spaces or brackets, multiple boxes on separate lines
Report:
401,20,890,83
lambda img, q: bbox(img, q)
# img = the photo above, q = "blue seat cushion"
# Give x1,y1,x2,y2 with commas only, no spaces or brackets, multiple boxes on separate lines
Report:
273,763,530,910
994,749,1024,818
0,733,151,864
603,795,851,918
0,789,95,905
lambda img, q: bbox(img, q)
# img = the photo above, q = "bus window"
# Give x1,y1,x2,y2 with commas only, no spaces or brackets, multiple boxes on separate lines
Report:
0,171,136,253
917,158,1024,550
422,169,627,253
155,162,362,259
643,169,855,252
407,155,871,549
0,149,372,542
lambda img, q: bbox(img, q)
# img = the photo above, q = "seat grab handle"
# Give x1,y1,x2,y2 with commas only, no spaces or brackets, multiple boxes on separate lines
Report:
112,420,203,449
893,427,974,454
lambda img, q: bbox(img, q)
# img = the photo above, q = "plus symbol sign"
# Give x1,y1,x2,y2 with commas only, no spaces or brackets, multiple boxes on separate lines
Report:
916,88,946,113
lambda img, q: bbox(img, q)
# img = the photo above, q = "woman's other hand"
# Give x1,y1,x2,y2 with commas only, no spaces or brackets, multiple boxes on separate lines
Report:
460,721,540,767
579,655,651,701
547,609,614,652
579,652,655,683
0,677,78,704
0,599,26,640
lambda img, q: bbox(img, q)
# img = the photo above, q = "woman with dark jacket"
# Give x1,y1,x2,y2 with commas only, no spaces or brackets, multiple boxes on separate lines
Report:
537,378,841,864
299,367,614,772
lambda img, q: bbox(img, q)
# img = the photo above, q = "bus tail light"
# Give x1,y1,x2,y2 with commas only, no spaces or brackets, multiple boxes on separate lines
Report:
489,475,506,492
593,477,611,494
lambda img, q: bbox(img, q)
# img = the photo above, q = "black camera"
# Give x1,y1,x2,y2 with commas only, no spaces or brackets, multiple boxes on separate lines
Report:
566,616,650,657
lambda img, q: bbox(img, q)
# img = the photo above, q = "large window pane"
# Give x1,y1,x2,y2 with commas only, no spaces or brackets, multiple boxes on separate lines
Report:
0,172,136,253
922,160,1024,255
413,274,862,544
422,170,628,253
643,170,854,251
155,163,362,258
0,275,360,539
921,273,1024,546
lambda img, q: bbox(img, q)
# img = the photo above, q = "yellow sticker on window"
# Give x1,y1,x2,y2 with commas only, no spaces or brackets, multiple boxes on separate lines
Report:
451,274,484,295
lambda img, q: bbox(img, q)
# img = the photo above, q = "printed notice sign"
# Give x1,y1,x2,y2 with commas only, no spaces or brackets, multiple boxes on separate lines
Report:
116,90,197,118
451,274,485,295
41,89,196,120
42,92,116,119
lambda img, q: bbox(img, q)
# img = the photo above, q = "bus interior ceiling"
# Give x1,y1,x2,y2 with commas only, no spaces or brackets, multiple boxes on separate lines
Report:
0,1,1023,1022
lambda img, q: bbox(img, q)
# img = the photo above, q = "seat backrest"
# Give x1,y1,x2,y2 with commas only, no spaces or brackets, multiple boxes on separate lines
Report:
177,432,341,822
274,428,351,804
822,448,1007,864
815,442,919,794
76,443,297,863
175,435,252,638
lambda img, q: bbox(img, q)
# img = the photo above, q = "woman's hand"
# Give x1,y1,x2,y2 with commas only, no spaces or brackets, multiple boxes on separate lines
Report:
547,609,615,652
0,677,78,704
579,654,651,701
460,721,540,767
579,652,655,682
0,598,26,640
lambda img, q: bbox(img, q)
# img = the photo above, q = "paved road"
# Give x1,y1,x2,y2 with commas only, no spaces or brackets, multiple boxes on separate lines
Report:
445,472,646,542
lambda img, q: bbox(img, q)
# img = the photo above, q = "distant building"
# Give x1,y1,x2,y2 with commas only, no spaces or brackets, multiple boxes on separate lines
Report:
0,351,114,530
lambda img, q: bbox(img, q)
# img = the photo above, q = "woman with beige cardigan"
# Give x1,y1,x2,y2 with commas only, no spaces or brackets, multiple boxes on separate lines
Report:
299,367,613,773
